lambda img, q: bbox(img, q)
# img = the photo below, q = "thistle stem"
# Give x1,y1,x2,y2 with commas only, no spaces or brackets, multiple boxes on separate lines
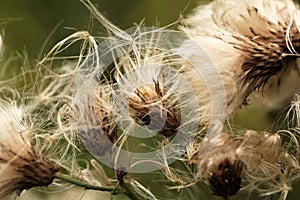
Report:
111,182,120,195
56,172,139,199
56,172,115,192
119,181,140,200
116,169,140,200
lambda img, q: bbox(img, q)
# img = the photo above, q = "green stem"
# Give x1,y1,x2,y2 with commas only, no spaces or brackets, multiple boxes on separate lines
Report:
120,182,140,200
56,172,115,192
111,182,120,195
56,172,139,199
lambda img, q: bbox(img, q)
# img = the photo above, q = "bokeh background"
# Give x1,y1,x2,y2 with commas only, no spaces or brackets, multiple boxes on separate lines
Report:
0,0,205,57
0,0,300,199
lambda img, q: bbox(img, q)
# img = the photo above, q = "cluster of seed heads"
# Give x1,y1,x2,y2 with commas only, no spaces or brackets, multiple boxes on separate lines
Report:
1,0,300,199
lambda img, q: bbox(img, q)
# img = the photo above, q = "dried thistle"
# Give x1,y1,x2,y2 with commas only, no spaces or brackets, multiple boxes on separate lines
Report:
190,130,300,199
192,133,243,198
0,100,59,198
106,36,188,139
181,0,300,115
128,79,181,137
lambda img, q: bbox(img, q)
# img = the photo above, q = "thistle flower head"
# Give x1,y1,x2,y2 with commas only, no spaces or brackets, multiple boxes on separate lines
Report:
191,130,300,199
114,62,182,138
192,133,243,198
0,100,59,198
181,0,300,114
128,79,181,137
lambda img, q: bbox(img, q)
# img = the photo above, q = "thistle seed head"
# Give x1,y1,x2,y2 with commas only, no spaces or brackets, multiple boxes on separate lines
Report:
0,148,59,197
192,129,300,199
128,80,181,137
181,0,300,111
194,133,244,198
0,101,59,198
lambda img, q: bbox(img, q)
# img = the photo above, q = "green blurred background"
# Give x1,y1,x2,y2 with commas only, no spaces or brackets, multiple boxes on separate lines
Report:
0,0,205,58
0,0,300,199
